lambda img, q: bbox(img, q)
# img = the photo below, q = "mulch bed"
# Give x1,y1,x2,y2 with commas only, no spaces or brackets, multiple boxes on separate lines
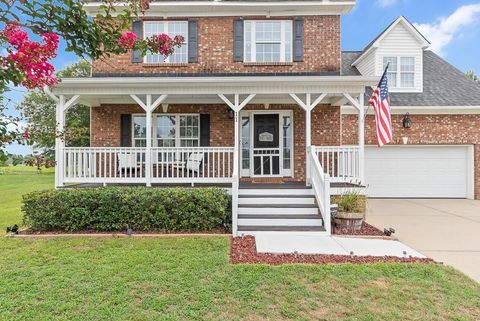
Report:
230,235,434,265
333,222,385,236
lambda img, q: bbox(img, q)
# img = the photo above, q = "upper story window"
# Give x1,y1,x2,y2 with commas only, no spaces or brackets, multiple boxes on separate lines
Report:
244,20,292,63
144,21,188,63
383,56,415,89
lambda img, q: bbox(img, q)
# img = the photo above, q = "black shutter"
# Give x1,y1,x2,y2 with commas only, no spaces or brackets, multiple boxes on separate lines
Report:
293,18,304,62
233,20,244,62
120,114,132,147
188,20,198,63
200,114,210,147
131,20,143,63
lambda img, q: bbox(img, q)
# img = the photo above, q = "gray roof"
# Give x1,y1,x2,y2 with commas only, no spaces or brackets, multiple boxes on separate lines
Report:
342,50,480,107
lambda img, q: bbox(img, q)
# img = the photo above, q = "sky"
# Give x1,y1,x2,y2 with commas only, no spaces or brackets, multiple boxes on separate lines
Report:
4,0,480,155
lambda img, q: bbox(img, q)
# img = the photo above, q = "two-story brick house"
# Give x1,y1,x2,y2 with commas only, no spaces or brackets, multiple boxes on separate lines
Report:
49,1,480,236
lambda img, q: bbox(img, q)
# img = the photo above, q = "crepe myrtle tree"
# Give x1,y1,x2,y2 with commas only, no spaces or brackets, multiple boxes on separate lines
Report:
0,0,184,148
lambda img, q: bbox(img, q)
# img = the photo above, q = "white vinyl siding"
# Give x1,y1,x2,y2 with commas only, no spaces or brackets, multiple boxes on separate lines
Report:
244,20,293,63
376,22,423,92
144,21,188,63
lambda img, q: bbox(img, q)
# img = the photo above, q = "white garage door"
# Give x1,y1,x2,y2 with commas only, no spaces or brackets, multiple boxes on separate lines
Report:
365,146,472,198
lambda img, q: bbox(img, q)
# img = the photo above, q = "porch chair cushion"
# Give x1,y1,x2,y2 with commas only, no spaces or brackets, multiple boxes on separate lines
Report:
118,153,138,170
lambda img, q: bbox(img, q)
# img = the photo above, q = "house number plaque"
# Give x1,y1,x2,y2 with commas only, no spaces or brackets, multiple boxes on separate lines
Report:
259,132,274,142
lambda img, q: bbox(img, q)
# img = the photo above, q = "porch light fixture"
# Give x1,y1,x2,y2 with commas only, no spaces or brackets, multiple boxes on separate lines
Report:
228,108,234,119
402,112,412,129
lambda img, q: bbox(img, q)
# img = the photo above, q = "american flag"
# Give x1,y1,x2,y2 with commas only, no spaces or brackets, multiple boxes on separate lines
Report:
369,66,393,147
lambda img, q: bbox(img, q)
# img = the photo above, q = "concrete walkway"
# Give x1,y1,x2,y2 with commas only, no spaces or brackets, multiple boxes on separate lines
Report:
367,199,480,282
255,233,425,258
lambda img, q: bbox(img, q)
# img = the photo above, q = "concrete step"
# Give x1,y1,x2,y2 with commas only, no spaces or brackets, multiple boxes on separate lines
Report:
238,188,314,196
238,226,326,232
238,197,316,205
238,206,319,215
238,216,323,227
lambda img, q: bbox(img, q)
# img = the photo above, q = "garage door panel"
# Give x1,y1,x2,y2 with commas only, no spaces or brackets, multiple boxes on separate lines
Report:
365,146,470,198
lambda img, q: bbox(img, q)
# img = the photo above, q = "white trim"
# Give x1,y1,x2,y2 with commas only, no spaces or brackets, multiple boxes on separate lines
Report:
341,105,480,115
240,110,294,178
131,113,201,148
83,2,356,17
352,16,430,67
52,76,376,96
244,20,292,63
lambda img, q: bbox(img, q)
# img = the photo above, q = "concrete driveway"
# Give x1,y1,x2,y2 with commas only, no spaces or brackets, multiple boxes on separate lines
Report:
367,199,480,282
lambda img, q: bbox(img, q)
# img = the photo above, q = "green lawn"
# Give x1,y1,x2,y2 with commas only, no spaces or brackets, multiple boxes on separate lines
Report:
0,167,479,320
0,237,479,320
0,166,54,235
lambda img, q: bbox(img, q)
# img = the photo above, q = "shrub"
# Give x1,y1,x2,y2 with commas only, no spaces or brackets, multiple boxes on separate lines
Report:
331,192,366,214
22,187,231,232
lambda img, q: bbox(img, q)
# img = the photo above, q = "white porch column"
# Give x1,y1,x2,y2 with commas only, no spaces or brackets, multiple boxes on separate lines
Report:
290,93,327,184
145,95,153,187
52,94,80,188
130,94,168,187
358,94,365,184
55,95,65,188
343,93,365,185
218,93,256,236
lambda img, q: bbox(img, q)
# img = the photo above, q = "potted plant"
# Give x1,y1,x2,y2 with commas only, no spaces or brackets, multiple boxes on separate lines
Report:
331,191,366,231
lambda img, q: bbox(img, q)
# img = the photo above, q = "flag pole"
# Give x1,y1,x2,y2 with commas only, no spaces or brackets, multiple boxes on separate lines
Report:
364,63,389,121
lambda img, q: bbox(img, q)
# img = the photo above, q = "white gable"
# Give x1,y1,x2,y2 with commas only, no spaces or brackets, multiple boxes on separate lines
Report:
352,17,430,93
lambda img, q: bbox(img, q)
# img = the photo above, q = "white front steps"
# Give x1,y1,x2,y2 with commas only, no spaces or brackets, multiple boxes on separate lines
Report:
237,185,325,234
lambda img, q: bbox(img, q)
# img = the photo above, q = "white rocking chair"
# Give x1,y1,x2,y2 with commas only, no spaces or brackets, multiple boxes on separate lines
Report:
117,153,139,174
171,152,204,175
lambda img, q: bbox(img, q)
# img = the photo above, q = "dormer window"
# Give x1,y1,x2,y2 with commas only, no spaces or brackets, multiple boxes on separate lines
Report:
383,56,415,89
244,20,293,63
144,21,188,63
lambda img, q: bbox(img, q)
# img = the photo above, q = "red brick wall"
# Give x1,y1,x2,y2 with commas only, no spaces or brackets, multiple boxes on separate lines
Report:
92,16,340,75
91,103,340,181
342,114,480,199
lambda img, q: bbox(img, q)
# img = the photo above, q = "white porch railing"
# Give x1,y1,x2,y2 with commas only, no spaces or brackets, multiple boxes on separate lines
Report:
308,147,331,235
62,147,235,184
313,146,361,184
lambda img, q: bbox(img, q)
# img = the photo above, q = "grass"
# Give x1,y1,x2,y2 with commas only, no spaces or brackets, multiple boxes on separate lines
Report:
0,167,479,320
0,237,479,320
0,166,54,235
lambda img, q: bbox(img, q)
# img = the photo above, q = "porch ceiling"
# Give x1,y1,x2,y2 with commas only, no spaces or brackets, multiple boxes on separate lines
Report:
51,76,378,98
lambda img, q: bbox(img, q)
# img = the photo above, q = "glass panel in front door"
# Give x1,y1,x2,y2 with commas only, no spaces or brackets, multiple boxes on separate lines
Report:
253,114,280,176
241,116,250,174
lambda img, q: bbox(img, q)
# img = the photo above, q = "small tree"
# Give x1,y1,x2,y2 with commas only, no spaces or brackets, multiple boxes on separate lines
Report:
466,70,479,83
17,60,92,158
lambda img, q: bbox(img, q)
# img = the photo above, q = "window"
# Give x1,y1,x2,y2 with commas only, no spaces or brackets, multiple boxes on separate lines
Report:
144,21,188,63
282,116,292,171
133,115,147,147
383,56,415,89
244,20,292,63
133,114,200,147
179,115,199,147
156,115,176,147
400,57,415,88
241,116,250,170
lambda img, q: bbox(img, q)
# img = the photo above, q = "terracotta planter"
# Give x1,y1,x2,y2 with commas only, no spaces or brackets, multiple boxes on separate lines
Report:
334,212,364,231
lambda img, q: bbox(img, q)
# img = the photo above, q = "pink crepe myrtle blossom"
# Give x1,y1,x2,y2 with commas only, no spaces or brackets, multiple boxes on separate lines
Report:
118,31,138,50
146,34,184,57
0,23,59,89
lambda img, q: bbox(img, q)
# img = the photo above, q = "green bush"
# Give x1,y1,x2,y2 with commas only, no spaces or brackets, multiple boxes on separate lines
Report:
22,187,231,232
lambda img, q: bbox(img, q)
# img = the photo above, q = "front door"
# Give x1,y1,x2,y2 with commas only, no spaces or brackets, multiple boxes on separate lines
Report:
253,114,280,176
